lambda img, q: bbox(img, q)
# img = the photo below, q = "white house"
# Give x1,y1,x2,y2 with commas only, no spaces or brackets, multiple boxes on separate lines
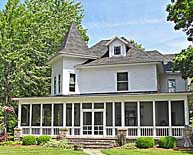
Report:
14,23,192,139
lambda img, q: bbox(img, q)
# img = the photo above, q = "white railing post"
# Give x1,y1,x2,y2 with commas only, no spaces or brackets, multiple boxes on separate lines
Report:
29,104,32,134
104,102,106,137
72,103,74,135
80,103,83,136
40,104,43,135
112,102,115,136
18,103,21,129
51,104,54,136
63,103,66,127
121,101,125,128
137,101,140,137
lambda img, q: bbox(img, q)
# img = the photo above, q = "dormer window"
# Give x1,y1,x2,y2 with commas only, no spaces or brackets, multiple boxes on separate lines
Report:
114,46,121,55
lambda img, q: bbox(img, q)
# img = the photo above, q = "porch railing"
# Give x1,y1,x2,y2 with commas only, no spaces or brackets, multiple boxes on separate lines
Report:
20,126,185,138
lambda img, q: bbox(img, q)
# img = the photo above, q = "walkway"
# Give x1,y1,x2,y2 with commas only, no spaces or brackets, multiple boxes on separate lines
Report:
83,149,105,155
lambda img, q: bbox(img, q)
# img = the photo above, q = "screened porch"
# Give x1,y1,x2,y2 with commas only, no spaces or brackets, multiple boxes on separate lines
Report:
18,99,186,138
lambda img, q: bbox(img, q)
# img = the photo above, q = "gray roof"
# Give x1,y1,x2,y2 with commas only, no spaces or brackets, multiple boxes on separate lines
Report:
57,23,97,58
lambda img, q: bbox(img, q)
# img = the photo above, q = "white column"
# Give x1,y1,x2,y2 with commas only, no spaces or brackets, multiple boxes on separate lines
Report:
40,104,43,135
51,104,54,136
29,104,32,134
104,102,106,137
168,100,172,136
137,101,140,136
121,101,125,127
72,103,74,135
112,102,115,136
153,101,156,137
80,103,83,136
184,97,189,126
18,103,21,129
63,103,66,127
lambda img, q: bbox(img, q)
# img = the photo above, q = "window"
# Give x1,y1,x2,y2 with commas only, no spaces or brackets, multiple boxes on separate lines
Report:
106,102,113,126
54,76,56,94
115,102,121,126
66,103,72,126
42,104,52,126
32,104,41,126
58,74,61,94
54,104,63,126
125,102,137,126
117,72,128,91
21,104,30,126
168,79,176,92
114,46,121,55
140,101,153,126
69,73,76,92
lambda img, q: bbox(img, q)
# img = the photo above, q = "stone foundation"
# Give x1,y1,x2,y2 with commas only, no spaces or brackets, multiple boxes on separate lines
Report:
14,128,21,141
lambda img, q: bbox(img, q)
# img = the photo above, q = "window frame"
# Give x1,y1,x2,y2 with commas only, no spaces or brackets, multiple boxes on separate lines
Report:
114,46,121,55
69,73,76,92
168,79,176,92
53,76,56,95
117,72,128,91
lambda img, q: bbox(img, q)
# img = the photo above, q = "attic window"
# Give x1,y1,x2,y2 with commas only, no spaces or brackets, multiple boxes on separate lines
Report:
114,46,121,55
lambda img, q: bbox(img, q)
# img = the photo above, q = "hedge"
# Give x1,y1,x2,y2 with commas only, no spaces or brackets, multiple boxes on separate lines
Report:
37,135,51,145
136,137,154,148
22,135,36,145
159,136,176,149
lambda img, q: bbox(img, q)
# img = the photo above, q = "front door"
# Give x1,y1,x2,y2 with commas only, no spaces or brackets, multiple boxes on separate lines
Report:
83,111,104,135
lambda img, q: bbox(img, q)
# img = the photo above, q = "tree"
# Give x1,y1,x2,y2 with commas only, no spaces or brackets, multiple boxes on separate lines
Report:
129,40,145,50
0,0,87,134
166,0,193,41
166,0,193,82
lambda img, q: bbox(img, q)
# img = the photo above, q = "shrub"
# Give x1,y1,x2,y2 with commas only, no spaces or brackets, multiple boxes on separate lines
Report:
159,136,176,149
0,141,22,146
122,143,137,149
37,135,51,145
136,137,154,148
43,139,72,149
22,135,36,145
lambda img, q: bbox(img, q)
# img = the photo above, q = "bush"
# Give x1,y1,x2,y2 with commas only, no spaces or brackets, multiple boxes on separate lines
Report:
43,139,72,149
136,137,154,148
22,135,36,145
159,136,176,149
37,135,51,145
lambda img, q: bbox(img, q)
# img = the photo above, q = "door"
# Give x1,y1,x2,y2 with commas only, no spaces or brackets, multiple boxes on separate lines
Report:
83,112,92,135
94,112,103,135
82,111,104,135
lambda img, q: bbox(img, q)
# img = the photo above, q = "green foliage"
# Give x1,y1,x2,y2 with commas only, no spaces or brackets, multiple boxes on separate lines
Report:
22,135,36,145
166,0,193,41
37,135,51,145
159,136,177,149
0,0,87,134
121,143,137,149
136,137,154,148
0,140,22,145
130,40,145,50
43,139,72,149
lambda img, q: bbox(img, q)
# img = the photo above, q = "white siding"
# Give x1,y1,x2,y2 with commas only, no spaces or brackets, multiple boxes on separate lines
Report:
160,73,187,93
79,64,157,93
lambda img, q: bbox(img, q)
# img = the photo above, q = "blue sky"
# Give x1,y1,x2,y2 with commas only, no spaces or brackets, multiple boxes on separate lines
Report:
0,0,191,54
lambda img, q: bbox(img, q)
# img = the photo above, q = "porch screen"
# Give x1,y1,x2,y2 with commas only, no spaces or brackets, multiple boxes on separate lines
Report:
74,103,80,126
171,101,185,126
115,102,121,126
106,102,113,126
43,104,52,126
32,104,41,126
54,104,63,126
140,101,153,126
21,104,30,126
125,102,137,126
155,101,169,126
66,103,72,126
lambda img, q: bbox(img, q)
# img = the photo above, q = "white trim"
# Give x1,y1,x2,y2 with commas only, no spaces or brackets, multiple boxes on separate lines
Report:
63,103,66,127
40,104,43,135
153,100,156,137
137,101,140,136
112,102,115,136
121,101,124,127
184,96,189,125
18,103,21,128
168,100,172,136
105,36,128,46
29,104,32,134
51,104,54,136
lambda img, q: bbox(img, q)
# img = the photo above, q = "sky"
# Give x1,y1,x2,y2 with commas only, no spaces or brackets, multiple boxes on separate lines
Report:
0,0,192,54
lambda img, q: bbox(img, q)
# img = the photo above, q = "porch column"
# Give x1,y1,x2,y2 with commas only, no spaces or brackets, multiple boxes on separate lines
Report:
18,103,21,129
184,97,189,126
104,102,106,136
29,104,32,134
121,101,125,127
137,101,140,136
80,103,83,136
112,102,115,136
40,104,43,135
51,104,54,136
63,103,66,127
168,100,172,136
92,102,94,136
153,101,156,137
72,103,74,135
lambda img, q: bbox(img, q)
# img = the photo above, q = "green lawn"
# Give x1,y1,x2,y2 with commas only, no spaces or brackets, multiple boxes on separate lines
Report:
0,146,87,155
102,149,193,155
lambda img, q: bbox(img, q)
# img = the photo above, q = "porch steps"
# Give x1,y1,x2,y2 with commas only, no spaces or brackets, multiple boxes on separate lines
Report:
68,138,116,149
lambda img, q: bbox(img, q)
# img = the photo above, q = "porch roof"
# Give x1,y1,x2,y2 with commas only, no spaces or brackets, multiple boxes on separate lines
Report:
12,91,192,102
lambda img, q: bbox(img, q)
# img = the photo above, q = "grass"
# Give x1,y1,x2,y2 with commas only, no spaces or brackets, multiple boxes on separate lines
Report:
102,148,193,155
0,145,87,155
